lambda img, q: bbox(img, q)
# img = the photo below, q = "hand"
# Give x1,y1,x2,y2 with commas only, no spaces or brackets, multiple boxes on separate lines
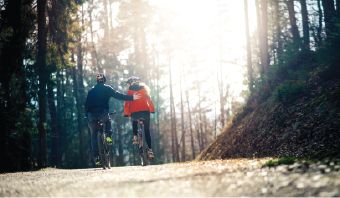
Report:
133,94,142,100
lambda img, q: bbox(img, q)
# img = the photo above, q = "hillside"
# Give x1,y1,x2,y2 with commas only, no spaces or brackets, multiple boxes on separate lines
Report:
198,64,340,160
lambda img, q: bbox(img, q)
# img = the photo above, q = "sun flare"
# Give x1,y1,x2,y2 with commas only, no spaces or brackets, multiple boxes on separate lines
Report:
147,0,256,120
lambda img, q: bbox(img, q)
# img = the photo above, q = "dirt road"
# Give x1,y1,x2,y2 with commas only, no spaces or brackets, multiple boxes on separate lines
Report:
0,159,339,197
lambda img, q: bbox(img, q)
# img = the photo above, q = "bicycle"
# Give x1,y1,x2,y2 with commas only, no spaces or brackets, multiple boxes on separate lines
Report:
135,118,153,166
94,112,115,169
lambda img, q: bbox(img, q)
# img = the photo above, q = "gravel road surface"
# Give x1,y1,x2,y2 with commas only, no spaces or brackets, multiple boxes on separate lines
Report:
0,158,339,197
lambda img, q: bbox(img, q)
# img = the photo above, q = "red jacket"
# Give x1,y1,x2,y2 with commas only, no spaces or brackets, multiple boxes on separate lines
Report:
124,86,155,117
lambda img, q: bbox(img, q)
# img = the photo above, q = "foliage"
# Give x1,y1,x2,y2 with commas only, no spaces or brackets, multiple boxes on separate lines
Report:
273,80,306,104
317,19,340,80
262,157,296,168
263,157,340,170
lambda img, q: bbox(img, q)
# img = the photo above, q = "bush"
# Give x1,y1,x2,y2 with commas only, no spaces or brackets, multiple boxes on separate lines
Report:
263,156,297,168
274,80,306,103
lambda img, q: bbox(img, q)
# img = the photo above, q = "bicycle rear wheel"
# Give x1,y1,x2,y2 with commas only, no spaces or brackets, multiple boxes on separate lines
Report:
104,133,111,169
98,133,109,169
137,130,147,166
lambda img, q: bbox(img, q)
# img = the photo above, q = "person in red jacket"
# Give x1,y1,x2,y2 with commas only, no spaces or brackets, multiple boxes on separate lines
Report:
124,76,155,159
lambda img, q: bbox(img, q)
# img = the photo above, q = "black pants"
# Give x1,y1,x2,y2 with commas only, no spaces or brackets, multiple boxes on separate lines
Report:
131,111,151,149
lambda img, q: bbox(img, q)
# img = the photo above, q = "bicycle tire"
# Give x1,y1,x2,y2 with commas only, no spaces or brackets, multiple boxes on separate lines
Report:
104,133,111,169
97,133,107,169
137,121,150,166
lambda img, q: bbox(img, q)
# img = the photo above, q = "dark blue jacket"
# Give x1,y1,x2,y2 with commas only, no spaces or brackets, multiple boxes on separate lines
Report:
85,83,133,113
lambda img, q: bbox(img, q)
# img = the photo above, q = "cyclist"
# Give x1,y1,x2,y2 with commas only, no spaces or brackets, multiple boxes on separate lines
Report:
85,74,141,164
124,76,155,159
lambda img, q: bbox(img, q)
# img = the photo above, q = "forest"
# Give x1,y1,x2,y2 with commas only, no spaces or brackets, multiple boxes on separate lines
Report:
0,0,339,172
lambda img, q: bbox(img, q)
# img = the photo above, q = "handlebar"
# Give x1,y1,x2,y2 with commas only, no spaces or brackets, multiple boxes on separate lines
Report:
109,112,117,116
84,112,117,120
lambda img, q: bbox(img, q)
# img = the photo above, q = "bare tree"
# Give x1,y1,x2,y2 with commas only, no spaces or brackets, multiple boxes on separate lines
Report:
244,0,253,91
185,91,195,159
88,0,102,72
197,84,204,152
255,0,269,75
217,61,225,127
180,71,186,161
169,57,179,162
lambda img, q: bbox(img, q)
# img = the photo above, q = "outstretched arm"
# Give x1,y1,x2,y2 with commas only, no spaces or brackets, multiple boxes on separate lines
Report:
108,85,141,101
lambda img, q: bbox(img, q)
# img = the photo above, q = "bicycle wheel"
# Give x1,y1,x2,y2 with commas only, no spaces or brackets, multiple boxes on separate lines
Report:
137,132,148,166
142,139,151,166
103,133,111,169
138,135,145,166
97,133,107,169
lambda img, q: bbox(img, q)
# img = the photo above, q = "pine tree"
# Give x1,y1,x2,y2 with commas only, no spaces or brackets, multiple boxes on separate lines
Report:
37,0,48,168
300,0,310,50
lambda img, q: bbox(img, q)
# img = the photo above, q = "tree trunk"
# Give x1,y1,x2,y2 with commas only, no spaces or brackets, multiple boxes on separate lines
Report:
260,0,269,74
214,102,217,139
47,74,59,167
37,0,48,168
255,0,269,75
244,0,253,92
71,67,81,166
76,10,87,167
156,53,161,156
185,91,195,159
179,72,186,162
286,0,301,49
197,85,204,152
72,61,87,167
48,0,62,168
56,71,64,167
169,57,179,162
88,0,102,72
317,0,323,45
63,68,77,164
59,69,69,166
273,0,283,63
337,0,340,16
203,115,209,148
300,0,310,50
321,0,336,37
169,65,175,162
195,119,202,152
0,0,32,171
103,0,110,42
217,61,225,128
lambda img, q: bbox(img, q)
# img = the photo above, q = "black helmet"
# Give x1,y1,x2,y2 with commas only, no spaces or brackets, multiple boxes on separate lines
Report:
126,76,140,84
96,73,106,83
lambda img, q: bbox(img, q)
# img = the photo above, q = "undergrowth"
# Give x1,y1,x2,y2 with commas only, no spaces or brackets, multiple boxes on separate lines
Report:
263,157,340,168
263,156,297,168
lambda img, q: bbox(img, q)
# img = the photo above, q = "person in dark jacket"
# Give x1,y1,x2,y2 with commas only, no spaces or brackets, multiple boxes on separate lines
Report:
124,76,155,159
85,74,140,161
